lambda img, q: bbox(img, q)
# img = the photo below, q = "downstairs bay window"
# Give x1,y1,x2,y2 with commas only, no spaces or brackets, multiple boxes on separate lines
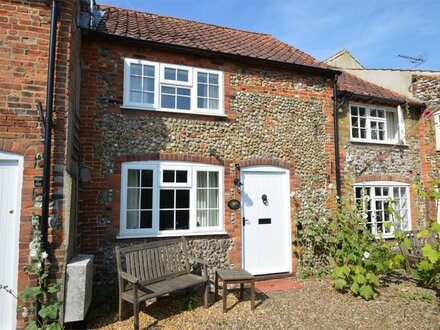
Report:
123,58,224,115
354,182,411,238
120,162,224,237
350,104,406,144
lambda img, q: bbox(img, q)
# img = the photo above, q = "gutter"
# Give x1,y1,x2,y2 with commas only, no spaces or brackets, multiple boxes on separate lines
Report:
82,29,340,78
338,91,425,109
39,0,58,317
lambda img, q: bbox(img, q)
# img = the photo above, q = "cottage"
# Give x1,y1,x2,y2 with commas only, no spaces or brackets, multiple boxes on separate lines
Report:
0,1,439,329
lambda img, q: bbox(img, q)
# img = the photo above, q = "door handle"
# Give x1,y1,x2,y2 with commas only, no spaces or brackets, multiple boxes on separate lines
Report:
242,217,250,226
9,210,14,214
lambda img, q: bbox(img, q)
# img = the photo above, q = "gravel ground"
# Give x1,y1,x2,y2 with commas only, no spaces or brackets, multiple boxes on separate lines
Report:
91,274,440,330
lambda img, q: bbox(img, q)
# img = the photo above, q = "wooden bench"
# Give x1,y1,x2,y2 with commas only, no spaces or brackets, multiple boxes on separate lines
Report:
115,237,209,330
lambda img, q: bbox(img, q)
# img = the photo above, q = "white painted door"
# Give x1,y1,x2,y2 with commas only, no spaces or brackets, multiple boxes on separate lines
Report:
241,166,291,275
0,152,23,330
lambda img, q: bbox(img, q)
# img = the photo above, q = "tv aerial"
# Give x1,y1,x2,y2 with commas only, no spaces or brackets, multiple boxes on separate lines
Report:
398,52,428,68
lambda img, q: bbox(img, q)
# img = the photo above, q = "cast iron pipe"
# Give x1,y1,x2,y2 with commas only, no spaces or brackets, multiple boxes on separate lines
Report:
38,0,58,320
333,74,342,200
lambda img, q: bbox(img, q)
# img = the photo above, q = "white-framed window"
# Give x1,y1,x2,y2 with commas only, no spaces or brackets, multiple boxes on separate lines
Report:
349,104,406,144
124,59,224,115
120,161,224,237
434,111,440,151
354,181,411,238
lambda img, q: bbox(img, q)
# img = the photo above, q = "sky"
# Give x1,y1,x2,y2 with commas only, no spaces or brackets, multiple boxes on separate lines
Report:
98,0,440,70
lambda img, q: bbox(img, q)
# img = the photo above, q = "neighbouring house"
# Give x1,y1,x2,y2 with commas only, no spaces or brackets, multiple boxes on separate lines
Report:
325,49,440,225
1,1,439,329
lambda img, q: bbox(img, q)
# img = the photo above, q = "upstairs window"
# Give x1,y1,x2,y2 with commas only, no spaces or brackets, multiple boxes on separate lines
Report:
349,104,405,144
124,59,223,115
354,182,411,238
120,162,224,237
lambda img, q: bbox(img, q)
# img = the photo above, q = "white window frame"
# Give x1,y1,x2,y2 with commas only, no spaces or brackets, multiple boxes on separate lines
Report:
434,111,440,151
354,181,411,238
123,58,224,115
120,161,224,238
349,103,406,145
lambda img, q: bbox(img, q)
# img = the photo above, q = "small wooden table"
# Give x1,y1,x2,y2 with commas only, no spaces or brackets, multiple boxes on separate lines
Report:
215,269,256,313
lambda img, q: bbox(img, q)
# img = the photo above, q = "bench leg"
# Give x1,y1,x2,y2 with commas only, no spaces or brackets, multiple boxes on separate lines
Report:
223,281,227,313
133,301,139,330
214,272,218,301
119,297,124,321
203,281,209,308
240,283,244,299
251,280,255,311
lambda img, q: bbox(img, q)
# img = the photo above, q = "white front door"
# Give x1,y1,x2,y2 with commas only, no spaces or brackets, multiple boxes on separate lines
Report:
0,152,23,330
241,166,291,275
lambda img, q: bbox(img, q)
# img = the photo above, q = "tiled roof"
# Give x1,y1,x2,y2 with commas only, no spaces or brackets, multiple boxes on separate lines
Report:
94,5,331,71
337,71,424,106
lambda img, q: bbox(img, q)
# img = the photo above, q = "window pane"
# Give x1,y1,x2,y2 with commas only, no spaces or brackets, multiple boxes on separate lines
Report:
146,93,154,105
177,96,190,110
177,87,191,96
144,78,154,92
161,95,175,108
141,170,153,187
130,76,142,90
127,189,139,209
130,91,142,103
143,65,154,77
209,172,219,187
352,129,359,138
209,99,219,110
371,130,377,140
198,84,207,97
164,68,176,80
176,190,190,208
127,211,139,229
197,189,207,208
197,210,207,227
198,98,208,109
208,210,219,226
130,63,142,75
141,189,152,209
209,74,219,84
360,118,366,128
379,131,385,140
140,211,152,228
351,117,358,127
163,170,175,183
359,107,366,116
351,106,358,116
371,109,377,117
162,86,175,94
128,170,140,187
176,170,188,183
198,72,207,83
159,210,174,230
209,85,219,98
197,171,208,187
360,129,367,138
160,190,174,208
378,110,385,118
177,69,188,82
176,210,189,229
209,189,219,208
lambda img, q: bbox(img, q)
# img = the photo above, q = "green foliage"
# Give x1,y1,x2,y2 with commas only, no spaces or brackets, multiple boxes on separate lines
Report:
0,214,63,330
330,193,393,300
184,291,198,311
400,292,433,303
293,192,335,277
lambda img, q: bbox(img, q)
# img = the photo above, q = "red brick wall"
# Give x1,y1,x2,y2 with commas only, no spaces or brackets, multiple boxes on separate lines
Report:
0,0,81,326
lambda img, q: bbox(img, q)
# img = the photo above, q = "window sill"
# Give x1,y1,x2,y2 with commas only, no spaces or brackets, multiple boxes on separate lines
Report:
121,105,228,118
350,139,409,147
117,231,229,239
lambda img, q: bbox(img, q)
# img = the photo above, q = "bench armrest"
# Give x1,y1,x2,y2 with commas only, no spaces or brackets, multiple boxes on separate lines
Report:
188,256,208,266
120,271,139,285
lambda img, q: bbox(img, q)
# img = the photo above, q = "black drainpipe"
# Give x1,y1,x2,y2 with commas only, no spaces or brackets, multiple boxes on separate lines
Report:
333,74,342,200
38,0,58,318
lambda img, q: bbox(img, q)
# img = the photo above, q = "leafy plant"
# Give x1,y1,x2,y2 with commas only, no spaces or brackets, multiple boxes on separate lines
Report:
330,192,393,300
0,214,63,330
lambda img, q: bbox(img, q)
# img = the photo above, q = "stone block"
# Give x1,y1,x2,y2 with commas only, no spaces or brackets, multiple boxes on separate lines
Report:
64,254,94,323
